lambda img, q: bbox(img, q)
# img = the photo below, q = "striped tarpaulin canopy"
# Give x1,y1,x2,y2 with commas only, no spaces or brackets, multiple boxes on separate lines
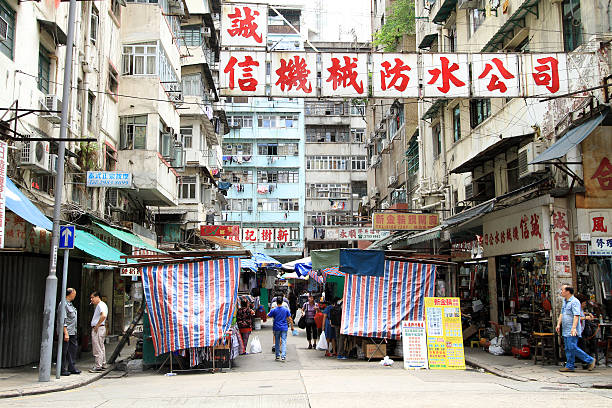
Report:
141,258,240,356
341,260,436,339
322,266,343,276
307,269,325,284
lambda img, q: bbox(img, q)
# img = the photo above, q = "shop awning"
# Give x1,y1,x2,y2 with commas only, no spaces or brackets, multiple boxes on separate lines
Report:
482,0,539,52
252,252,281,268
74,229,133,264
442,198,496,227
240,257,257,272
422,99,446,120
94,222,165,253
5,178,53,230
451,134,533,174
201,235,242,248
405,226,442,246
38,19,67,45
418,33,438,49
432,0,458,24
282,256,311,271
530,112,607,164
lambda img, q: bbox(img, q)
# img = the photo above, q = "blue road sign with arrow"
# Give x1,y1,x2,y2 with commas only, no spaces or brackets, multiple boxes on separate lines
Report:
59,225,75,250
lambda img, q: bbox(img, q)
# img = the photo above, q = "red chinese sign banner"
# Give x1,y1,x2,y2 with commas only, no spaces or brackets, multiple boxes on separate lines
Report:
270,52,317,97
240,227,292,243
220,51,266,96
372,53,419,98
321,53,368,97
200,225,240,237
372,212,439,231
578,126,612,208
422,53,469,98
472,53,520,97
219,52,581,99
221,3,267,47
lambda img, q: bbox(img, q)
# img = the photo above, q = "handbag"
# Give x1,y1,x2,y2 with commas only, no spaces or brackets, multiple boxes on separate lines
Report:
298,315,306,329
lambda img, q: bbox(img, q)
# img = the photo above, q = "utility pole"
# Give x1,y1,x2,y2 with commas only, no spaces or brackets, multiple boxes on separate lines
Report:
39,0,77,382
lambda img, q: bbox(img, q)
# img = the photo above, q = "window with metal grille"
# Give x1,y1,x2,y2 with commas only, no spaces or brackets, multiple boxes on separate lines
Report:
38,47,51,93
0,0,15,59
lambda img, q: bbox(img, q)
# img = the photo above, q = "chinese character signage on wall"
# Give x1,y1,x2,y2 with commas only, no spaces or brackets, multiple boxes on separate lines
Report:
219,51,582,98
590,237,612,255
372,212,439,231
482,207,549,257
401,320,428,369
578,125,612,208
551,207,571,276
0,141,7,248
424,297,465,370
86,171,132,188
221,3,267,47
240,227,292,243
200,225,240,237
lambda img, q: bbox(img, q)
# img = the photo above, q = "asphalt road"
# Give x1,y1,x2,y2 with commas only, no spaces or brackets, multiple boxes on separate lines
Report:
5,323,612,407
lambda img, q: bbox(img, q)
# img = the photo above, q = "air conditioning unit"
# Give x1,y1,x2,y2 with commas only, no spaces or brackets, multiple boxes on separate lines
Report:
40,95,62,124
458,0,479,9
0,16,8,41
48,154,58,175
370,154,380,166
106,189,120,208
388,175,398,187
518,142,545,178
382,139,390,152
465,183,474,199
201,27,211,37
20,140,50,172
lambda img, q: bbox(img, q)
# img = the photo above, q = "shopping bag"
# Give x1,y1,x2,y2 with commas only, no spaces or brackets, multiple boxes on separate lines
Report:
249,336,262,354
316,331,328,350
297,315,306,329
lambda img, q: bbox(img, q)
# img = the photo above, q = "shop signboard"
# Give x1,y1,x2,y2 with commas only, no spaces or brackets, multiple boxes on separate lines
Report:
240,227,291,243
338,227,390,240
221,3,268,47
482,207,548,257
451,237,483,260
120,267,140,277
3,212,26,248
424,297,465,370
86,171,132,188
577,127,612,208
575,243,588,256
401,320,428,369
200,225,240,237
589,237,612,256
372,212,439,231
0,140,6,248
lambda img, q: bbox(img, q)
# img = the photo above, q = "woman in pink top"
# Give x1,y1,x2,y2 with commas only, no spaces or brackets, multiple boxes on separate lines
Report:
302,295,320,349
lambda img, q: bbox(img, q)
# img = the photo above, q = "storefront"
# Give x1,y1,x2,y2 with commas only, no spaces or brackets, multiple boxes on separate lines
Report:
452,238,489,322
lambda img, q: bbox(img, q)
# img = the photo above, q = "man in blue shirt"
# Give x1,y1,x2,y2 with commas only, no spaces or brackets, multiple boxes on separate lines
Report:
556,285,595,372
267,297,294,362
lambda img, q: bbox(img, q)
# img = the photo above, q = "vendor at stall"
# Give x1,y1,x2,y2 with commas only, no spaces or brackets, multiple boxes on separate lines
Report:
237,300,255,354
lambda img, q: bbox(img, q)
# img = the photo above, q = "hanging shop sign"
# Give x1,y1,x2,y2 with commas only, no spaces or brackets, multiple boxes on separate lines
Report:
451,236,483,260
372,212,439,231
221,3,268,47
120,267,140,277
575,243,588,256
200,225,240,237
424,297,465,370
86,171,132,188
241,227,291,243
218,50,584,99
576,124,612,208
401,320,428,370
0,141,7,249
589,237,612,256
551,207,571,274
482,207,549,257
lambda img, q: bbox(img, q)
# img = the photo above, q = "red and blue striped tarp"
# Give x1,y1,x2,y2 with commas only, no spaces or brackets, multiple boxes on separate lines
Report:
141,258,240,356
341,260,436,339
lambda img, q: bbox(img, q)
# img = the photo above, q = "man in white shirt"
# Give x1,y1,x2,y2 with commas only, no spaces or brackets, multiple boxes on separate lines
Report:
89,291,108,373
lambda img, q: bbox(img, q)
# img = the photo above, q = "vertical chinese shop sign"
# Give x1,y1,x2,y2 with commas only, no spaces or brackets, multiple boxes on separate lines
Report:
424,297,465,370
401,320,428,369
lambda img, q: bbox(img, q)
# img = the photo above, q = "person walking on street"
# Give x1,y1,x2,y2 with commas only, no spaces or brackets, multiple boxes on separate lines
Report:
288,290,298,321
269,294,290,352
237,300,255,354
267,297,294,362
89,291,108,373
302,295,319,349
322,298,337,356
57,288,80,375
556,286,595,372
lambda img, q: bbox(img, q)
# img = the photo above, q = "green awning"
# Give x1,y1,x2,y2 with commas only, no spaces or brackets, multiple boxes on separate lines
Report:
94,222,165,253
422,99,446,120
482,0,539,52
311,249,340,270
418,33,438,49
432,0,458,24
75,229,134,264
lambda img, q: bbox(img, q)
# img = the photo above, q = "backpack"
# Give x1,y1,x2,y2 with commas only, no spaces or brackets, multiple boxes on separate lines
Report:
330,305,342,326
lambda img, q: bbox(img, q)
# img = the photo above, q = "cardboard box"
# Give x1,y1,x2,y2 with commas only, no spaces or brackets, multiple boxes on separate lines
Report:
363,343,386,359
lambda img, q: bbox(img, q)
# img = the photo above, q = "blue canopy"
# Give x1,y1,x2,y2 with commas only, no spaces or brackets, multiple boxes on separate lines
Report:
5,178,53,230
252,252,281,268
295,262,311,277
240,257,257,272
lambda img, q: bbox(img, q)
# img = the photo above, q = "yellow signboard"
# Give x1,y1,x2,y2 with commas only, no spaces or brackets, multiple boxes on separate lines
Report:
372,212,439,231
424,297,465,370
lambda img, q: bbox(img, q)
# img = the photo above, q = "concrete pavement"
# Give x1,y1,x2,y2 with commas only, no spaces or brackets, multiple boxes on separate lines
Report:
3,322,612,407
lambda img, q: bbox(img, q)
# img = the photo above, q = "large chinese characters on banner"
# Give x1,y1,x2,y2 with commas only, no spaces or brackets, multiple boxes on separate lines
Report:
221,3,267,47
218,51,577,99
